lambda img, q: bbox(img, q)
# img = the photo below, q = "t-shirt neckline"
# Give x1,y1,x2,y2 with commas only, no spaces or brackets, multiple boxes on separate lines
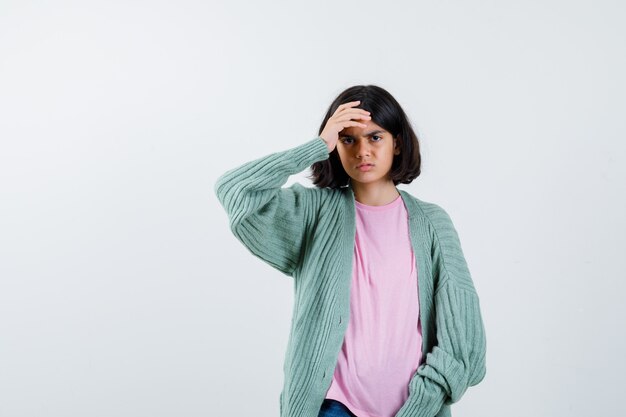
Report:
354,194,403,211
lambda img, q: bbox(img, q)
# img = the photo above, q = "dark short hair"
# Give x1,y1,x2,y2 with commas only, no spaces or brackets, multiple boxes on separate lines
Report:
308,84,422,189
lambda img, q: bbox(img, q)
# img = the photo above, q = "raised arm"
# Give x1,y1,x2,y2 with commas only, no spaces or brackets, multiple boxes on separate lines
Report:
395,206,487,417
214,136,330,277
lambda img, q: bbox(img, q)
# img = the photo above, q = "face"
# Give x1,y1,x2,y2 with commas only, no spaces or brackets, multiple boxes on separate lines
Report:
336,120,400,188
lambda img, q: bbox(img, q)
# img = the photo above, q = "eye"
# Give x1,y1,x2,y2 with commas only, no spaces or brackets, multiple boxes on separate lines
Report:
340,136,382,144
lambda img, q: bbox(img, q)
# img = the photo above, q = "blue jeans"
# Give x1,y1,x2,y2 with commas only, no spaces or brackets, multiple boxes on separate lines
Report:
317,399,358,417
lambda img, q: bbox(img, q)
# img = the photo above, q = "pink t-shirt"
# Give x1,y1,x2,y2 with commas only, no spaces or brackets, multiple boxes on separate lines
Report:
324,194,423,417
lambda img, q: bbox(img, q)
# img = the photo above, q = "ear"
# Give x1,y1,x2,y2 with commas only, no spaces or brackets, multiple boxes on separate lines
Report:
393,136,401,155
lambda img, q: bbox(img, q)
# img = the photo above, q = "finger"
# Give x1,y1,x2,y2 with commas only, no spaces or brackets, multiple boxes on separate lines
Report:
335,100,361,113
338,107,370,117
343,120,368,128
335,113,371,123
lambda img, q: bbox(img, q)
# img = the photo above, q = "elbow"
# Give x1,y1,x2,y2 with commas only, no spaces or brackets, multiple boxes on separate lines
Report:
469,353,486,387
214,174,228,202
214,173,237,212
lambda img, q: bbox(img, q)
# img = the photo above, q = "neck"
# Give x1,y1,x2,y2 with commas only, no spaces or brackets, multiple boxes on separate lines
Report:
350,179,400,206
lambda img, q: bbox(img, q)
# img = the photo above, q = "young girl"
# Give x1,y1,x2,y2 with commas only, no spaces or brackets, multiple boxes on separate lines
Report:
214,85,487,417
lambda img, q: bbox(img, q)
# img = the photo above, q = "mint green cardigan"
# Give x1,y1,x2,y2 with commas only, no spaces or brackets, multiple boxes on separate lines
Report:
214,136,487,417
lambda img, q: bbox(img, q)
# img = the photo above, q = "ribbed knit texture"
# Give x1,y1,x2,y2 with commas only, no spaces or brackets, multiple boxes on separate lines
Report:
214,136,487,417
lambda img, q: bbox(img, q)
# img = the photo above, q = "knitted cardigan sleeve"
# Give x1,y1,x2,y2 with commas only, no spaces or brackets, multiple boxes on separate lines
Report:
395,206,487,417
213,136,330,277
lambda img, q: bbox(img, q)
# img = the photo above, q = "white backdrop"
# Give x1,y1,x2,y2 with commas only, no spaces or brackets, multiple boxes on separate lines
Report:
1,1,624,416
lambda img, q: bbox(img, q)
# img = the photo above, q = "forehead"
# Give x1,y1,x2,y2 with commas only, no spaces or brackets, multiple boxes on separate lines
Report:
340,121,388,137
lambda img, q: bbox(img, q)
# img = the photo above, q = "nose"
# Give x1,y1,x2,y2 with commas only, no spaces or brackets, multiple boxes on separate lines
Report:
355,140,371,159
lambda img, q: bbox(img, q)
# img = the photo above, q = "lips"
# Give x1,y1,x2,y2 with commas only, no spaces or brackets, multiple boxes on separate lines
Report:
356,163,374,168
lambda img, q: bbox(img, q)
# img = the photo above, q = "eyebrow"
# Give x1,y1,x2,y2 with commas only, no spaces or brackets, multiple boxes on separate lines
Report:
340,129,386,138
